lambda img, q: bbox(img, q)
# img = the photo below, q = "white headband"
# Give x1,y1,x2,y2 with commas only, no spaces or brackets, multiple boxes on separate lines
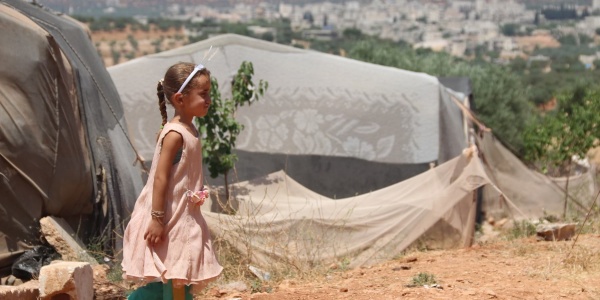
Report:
177,63,205,94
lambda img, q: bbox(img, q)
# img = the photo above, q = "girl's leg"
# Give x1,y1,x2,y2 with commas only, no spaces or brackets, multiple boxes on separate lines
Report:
164,280,193,300
172,285,185,300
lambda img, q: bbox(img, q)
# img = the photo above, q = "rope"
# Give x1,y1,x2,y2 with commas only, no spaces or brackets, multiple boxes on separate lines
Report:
450,95,491,132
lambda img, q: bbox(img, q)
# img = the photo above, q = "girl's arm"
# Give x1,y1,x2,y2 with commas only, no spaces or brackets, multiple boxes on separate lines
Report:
144,131,183,244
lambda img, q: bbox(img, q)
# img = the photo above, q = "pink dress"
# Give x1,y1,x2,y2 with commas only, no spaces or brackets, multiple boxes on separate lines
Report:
122,122,222,289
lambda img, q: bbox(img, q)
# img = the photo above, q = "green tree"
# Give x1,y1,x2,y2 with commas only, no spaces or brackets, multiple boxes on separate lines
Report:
523,85,600,217
501,23,519,36
196,62,268,202
260,32,274,42
274,18,294,44
111,50,121,65
127,35,138,51
343,28,363,40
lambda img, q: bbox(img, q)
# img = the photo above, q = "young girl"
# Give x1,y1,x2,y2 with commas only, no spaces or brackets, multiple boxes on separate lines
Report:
122,62,222,300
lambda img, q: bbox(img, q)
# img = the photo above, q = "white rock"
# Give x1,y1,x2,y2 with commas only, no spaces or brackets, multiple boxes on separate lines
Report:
39,261,93,300
0,280,39,300
39,216,98,265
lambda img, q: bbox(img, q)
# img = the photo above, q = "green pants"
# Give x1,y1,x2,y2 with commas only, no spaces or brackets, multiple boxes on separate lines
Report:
127,280,193,300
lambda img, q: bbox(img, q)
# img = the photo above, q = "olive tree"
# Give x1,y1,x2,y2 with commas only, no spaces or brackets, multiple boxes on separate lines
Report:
523,85,600,217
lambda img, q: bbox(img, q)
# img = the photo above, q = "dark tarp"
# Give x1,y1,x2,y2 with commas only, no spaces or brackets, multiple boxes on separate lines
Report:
0,0,142,276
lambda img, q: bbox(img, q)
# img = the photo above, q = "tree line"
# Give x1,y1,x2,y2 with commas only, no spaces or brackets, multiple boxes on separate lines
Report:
77,15,600,175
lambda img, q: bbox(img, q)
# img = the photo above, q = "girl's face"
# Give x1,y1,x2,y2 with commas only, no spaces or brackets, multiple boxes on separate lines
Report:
183,74,211,117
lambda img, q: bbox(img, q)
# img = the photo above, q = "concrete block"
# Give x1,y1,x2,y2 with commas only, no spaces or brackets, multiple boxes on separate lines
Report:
0,280,39,300
39,261,93,300
39,216,98,265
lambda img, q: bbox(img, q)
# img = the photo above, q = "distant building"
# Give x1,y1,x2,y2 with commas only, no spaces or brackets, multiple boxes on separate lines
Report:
579,53,600,70
302,28,338,41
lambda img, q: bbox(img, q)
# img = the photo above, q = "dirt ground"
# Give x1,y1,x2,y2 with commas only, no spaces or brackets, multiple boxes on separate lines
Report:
94,232,600,300
88,25,188,67
514,33,561,53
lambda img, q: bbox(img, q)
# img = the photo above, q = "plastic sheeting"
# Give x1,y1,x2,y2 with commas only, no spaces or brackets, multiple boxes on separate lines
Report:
0,0,143,275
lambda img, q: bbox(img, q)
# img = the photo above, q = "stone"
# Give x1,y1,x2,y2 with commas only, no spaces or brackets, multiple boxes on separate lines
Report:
277,279,296,290
39,216,98,265
249,292,270,299
494,218,509,228
536,223,577,241
221,281,248,293
208,287,224,297
403,256,418,263
39,261,93,300
92,264,109,282
0,280,39,300
248,265,270,281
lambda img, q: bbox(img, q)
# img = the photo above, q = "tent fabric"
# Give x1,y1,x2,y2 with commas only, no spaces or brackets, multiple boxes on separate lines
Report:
437,77,472,103
202,148,490,268
108,34,468,197
478,131,596,219
0,0,143,275
199,131,596,269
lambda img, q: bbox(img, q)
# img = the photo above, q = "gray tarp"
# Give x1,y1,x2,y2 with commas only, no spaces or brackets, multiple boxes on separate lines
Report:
108,34,468,198
0,0,142,275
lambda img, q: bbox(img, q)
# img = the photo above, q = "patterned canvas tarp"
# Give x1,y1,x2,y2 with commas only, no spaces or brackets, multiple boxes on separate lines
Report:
108,34,468,197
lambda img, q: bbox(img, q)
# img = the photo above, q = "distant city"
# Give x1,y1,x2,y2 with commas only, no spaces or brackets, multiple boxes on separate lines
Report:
36,0,600,66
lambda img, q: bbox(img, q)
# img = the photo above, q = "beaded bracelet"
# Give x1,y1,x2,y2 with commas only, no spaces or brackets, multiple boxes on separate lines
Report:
151,210,165,225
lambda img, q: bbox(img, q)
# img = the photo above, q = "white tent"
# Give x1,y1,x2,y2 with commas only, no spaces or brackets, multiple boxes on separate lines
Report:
107,34,597,270
108,34,468,198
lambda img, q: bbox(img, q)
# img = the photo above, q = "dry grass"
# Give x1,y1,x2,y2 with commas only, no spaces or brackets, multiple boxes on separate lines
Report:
196,185,369,296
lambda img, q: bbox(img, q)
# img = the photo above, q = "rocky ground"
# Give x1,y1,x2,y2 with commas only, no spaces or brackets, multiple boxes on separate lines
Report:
93,231,600,300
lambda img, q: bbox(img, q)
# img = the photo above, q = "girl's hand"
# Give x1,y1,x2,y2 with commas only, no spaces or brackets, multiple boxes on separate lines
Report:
144,218,164,245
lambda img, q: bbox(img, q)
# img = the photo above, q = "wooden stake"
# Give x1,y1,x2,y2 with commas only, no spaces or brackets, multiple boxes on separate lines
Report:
568,189,600,254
